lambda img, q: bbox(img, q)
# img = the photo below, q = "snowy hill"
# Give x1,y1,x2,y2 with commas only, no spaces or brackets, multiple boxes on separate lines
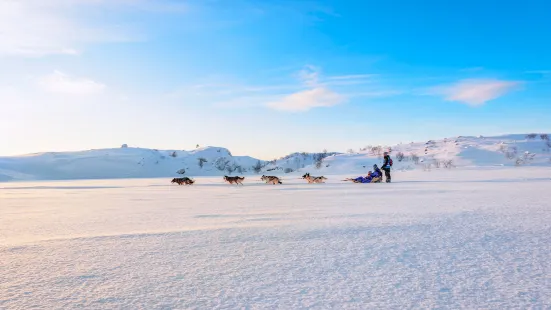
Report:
0,146,264,182
0,134,549,181
261,151,340,173
302,134,551,175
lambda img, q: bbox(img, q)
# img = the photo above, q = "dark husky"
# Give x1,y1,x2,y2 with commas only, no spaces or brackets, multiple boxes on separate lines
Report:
224,175,245,185
171,177,195,185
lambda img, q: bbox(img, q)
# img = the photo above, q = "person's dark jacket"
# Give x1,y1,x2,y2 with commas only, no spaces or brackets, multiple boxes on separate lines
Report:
382,155,391,169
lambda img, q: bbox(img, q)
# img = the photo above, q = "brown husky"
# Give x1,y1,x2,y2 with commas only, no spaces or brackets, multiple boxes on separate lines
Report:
224,175,245,185
261,175,282,184
301,173,327,183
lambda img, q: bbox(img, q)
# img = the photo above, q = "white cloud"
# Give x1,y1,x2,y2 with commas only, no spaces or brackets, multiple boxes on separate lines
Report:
297,67,377,87
436,79,520,106
38,71,106,95
266,87,345,112
0,0,185,57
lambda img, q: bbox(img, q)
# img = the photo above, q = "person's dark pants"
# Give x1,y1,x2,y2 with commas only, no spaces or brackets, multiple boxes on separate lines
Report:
382,168,391,182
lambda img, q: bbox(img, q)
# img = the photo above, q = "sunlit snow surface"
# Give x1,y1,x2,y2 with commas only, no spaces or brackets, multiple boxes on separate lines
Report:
1,168,550,309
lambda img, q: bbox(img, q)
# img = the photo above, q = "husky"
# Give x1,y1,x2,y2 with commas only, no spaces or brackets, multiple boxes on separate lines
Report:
171,177,195,185
301,173,327,183
261,175,282,185
224,175,245,185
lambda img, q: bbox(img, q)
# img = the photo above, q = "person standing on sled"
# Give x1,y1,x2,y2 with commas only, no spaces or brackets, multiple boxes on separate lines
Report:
381,152,393,183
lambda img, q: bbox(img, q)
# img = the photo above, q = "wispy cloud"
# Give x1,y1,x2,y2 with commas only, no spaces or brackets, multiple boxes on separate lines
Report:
0,0,186,57
266,65,347,112
434,79,521,106
38,71,106,95
266,87,345,112
170,65,399,112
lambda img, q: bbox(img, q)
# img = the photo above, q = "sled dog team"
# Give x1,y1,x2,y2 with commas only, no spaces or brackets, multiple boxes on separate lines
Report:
171,152,393,186
171,173,323,186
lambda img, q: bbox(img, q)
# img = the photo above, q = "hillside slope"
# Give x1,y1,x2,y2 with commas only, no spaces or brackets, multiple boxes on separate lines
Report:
0,134,549,181
0,146,263,181
291,134,551,175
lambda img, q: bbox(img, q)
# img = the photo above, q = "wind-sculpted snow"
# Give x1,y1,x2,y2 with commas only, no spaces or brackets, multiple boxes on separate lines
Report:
1,167,550,309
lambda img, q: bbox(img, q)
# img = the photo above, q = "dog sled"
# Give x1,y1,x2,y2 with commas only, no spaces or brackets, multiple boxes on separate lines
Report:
342,170,382,183
342,176,382,183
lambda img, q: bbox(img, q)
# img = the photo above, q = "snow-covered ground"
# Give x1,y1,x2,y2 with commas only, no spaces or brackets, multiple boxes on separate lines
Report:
1,167,550,309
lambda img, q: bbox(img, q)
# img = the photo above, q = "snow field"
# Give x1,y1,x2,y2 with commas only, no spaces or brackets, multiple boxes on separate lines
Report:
1,167,550,309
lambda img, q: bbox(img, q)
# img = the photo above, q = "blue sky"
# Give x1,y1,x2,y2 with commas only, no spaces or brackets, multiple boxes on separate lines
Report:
1,0,550,159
